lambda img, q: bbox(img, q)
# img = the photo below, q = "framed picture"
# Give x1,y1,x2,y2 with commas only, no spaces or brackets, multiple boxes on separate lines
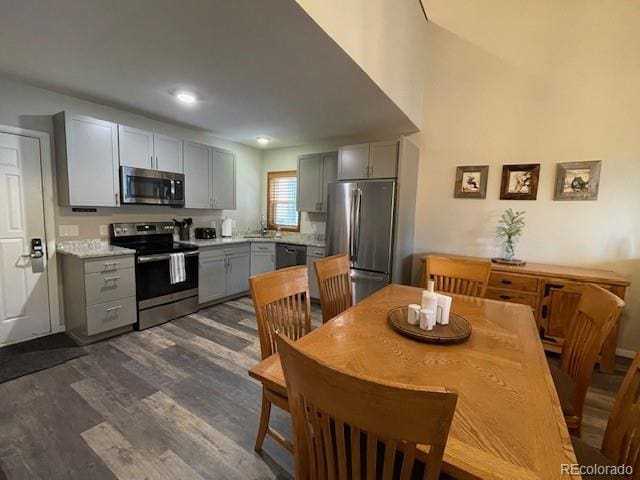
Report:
500,164,540,200
454,165,489,199
554,161,601,201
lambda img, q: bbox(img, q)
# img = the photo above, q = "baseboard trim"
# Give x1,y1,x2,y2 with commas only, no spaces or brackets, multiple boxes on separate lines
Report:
616,348,636,359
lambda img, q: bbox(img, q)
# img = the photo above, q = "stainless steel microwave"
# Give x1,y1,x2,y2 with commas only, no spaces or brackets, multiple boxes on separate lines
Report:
120,166,185,206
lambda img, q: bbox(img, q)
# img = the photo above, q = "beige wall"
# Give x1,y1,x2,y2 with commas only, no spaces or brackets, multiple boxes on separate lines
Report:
296,0,427,129
0,76,264,239
409,21,640,352
261,143,342,235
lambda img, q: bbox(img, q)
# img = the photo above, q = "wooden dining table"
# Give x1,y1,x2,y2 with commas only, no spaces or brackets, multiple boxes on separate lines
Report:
249,284,579,479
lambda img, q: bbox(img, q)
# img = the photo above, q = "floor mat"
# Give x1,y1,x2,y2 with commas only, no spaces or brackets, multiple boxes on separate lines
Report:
0,334,87,384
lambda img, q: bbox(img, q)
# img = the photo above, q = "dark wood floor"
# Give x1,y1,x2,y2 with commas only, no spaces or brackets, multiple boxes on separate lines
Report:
0,297,630,479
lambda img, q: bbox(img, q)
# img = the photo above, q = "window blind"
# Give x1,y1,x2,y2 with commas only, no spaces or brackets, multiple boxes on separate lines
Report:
267,170,299,231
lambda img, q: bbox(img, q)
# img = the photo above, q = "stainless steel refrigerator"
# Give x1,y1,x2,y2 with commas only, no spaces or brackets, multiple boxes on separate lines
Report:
326,180,396,302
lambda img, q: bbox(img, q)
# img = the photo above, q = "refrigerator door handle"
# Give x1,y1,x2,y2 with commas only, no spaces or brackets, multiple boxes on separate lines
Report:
349,188,357,261
353,188,362,262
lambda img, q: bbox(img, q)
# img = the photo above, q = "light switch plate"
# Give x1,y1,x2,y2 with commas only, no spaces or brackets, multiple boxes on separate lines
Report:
59,225,79,237
99,225,109,236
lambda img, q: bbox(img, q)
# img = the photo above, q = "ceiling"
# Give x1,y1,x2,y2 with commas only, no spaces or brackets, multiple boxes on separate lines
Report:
0,0,416,148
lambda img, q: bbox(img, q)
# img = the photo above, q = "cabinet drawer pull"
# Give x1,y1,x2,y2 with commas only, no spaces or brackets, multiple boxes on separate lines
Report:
499,295,511,300
105,306,123,312
103,262,119,268
501,279,513,285
103,276,120,282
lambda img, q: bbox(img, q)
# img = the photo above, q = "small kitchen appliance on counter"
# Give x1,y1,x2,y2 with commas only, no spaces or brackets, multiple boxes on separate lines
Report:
195,227,216,239
221,217,233,237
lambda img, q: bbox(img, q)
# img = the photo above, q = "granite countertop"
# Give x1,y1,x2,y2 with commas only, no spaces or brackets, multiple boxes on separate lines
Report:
180,234,326,249
56,240,136,259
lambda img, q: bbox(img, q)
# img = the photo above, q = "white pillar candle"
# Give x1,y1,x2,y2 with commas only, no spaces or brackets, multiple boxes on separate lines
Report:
407,304,421,325
420,308,435,331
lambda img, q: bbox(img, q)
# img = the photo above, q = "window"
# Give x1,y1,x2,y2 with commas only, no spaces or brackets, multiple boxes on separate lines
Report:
267,170,299,231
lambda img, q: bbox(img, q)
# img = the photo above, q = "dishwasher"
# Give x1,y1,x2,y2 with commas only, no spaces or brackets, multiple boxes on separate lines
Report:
276,243,307,269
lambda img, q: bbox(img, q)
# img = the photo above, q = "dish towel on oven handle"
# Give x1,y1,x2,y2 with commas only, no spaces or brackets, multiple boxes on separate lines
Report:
169,252,186,284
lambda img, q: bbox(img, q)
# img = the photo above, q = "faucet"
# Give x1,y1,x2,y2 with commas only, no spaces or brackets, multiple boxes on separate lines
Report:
260,215,268,237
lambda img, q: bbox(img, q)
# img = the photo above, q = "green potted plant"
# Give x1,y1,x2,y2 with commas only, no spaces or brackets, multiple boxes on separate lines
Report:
493,208,526,265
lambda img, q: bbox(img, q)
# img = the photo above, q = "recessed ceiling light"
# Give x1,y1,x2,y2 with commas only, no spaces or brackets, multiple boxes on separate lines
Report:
174,91,197,105
256,137,270,145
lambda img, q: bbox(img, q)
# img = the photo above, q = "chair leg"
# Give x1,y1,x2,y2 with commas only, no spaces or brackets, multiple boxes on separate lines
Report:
255,391,272,451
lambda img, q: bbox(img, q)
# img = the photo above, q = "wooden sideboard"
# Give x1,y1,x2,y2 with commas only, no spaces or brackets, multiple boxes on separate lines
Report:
421,256,631,372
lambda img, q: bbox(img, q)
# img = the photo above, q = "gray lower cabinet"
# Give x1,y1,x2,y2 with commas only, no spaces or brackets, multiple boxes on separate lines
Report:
250,243,276,276
199,251,227,303
227,251,251,295
306,246,326,299
61,254,136,343
199,243,250,303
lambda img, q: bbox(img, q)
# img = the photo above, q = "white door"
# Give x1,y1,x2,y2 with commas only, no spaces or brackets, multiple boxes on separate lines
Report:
0,132,50,345
211,149,236,210
154,134,183,173
118,125,153,170
183,141,212,208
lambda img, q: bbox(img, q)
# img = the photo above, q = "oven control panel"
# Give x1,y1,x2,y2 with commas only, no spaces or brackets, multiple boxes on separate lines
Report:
110,222,175,238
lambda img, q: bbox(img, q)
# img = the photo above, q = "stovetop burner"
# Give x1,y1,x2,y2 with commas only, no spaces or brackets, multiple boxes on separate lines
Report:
109,222,198,255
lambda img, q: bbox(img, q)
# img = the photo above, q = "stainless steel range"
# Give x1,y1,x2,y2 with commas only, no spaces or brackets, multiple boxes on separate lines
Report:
109,222,199,330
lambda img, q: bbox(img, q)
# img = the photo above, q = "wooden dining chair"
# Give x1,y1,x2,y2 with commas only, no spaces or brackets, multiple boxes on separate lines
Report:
249,265,313,453
276,333,458,480
423,255,491,298
314,254,353,323
571,351,640,477
549,283,625,437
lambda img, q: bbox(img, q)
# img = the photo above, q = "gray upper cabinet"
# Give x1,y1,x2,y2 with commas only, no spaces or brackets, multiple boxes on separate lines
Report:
297,151,338,212
337,143,369,180
183,141,212,208
321,152,338,207
212,148,236,210
297,154,322,211
183,142,236,210
53,112,120,207
369,140,399,178
118,125,182,173
338,140,398,180
154,134,183,173
118,125,153,169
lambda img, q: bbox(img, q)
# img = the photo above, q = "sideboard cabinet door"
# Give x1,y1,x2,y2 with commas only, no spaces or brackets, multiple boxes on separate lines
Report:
539,280,583,340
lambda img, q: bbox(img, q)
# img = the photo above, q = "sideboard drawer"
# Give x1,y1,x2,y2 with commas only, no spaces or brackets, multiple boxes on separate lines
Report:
86,297,136,336
489,272,539,293
486,288,538,308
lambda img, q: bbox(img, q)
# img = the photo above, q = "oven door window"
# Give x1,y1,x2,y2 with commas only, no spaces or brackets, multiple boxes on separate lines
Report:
126,175,172,202
136,255,198,301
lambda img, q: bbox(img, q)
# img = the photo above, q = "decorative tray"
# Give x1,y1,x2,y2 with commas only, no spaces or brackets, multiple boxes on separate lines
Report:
387,306,471,344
